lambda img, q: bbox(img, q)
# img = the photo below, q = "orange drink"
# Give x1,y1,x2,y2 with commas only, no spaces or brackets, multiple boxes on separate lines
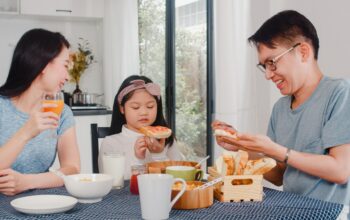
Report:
42,100,64,116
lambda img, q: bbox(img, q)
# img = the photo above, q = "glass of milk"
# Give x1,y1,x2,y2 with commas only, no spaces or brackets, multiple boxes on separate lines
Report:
102,151,125,189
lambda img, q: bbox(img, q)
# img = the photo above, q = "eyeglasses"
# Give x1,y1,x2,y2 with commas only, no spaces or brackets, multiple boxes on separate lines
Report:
257,43,301,73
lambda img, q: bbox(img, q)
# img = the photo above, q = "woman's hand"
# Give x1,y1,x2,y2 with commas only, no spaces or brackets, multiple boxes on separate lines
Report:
134,137,148,159
0,169,31,196
20,102,59,140
145,137,165,153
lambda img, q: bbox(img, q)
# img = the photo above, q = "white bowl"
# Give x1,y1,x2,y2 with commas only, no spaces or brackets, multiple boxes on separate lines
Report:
64,173,113,203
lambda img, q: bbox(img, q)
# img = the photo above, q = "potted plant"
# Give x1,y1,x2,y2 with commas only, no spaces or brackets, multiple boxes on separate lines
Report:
69,38,95,94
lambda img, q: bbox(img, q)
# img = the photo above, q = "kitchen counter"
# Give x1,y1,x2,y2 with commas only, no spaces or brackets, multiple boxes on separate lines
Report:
72,109,112,116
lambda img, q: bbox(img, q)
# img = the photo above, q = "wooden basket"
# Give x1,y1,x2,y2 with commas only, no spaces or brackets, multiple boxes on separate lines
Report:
208,167,263,202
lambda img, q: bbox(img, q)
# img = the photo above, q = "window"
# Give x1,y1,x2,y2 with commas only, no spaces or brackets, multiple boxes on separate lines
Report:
138,0,213,163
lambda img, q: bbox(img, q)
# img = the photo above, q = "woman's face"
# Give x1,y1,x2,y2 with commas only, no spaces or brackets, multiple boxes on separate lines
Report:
120,89,158,132
40,46,70,93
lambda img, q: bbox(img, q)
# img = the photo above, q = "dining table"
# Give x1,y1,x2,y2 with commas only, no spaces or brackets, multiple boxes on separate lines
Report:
0,181,347,220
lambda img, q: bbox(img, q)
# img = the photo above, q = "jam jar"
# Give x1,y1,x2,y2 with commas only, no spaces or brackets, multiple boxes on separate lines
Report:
130,164,146,195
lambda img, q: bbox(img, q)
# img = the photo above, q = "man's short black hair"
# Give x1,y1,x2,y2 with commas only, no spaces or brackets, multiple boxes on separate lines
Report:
248,10,319,59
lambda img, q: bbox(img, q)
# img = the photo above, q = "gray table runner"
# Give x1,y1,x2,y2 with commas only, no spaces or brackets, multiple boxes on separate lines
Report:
0,182,343,219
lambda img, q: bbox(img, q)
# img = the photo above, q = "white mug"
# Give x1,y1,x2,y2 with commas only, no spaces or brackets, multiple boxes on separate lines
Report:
138,174,186,220
102,152,125,189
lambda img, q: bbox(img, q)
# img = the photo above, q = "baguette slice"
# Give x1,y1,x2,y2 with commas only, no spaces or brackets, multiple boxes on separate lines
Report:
139,126,172,139
234,150,249,175
215,151,237,176
243,158,276,175
214,128,238,140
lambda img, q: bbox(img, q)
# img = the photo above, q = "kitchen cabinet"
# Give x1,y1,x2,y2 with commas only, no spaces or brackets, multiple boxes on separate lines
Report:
20,0,104,18
52,113,111,173
0,0,19,14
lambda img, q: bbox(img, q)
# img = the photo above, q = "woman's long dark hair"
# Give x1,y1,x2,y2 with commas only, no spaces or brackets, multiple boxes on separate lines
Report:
109,75,175,147
0,28,70,97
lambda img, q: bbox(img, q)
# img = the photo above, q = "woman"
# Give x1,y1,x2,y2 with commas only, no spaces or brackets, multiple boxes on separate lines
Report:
0,28,80,196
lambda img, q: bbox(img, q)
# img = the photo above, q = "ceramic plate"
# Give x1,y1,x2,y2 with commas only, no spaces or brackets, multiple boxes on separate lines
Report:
11,195,77,215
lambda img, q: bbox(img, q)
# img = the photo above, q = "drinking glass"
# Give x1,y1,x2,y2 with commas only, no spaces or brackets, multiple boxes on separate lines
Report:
102,152,125,189
42,92,64,138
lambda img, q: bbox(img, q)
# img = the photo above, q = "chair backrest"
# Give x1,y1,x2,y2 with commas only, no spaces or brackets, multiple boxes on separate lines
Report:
91,123,110,173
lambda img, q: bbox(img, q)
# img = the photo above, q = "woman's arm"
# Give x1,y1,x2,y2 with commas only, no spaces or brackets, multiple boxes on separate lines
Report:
0,110,59,170
0,127,80,196
30,126,80,189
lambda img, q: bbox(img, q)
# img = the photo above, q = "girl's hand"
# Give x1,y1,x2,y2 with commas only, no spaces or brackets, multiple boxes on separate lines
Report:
145,137,165,153
0,169,31,196
134,137,148,159
21,102,59,140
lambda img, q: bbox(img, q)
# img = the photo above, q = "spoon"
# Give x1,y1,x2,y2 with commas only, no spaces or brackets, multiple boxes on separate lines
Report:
194,177,223,190
194,155,210,169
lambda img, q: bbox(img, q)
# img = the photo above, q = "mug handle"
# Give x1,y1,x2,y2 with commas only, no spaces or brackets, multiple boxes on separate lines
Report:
195,170,203,181
169,178,187,210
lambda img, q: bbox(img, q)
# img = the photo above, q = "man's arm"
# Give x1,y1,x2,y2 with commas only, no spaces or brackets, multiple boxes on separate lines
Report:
286,143,350,184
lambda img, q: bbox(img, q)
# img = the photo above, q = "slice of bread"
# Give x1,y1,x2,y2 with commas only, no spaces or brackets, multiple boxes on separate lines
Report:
214,128,238,139
243,158,276,175
215,151,237,175
234,150,248,175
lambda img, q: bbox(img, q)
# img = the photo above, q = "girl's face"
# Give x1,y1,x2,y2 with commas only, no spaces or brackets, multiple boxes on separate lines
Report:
40,46,70,93
120,89,158,132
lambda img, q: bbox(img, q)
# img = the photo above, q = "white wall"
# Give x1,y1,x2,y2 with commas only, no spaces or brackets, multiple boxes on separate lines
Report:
0,16,104,99
214,0,272,160
102,0,140,108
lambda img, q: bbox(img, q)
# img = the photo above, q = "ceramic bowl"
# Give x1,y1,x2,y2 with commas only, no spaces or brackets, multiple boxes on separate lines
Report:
64,173,113,203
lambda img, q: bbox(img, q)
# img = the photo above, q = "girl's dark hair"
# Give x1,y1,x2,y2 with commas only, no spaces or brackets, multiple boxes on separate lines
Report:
0,28,70,97
248,10,319,59
109,75,175,147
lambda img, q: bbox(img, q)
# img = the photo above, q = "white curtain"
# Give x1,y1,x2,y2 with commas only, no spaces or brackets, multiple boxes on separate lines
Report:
103,0,140,107
213,0,271,157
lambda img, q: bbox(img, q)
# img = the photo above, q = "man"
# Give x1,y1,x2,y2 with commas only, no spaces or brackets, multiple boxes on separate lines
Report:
215,10,350,207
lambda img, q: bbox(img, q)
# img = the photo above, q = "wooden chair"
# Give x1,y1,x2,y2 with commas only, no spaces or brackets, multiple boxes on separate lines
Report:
90,123,110,173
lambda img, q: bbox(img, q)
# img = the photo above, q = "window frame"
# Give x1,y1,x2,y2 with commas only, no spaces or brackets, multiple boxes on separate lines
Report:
165,0,214,166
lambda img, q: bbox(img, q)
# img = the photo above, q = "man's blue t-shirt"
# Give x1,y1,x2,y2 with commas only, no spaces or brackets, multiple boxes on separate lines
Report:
267,76,350,205
0,96,75,174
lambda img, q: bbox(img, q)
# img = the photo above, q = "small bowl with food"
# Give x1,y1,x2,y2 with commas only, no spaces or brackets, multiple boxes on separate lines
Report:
171,181,213,209
64,174,113,203
147,161,199,174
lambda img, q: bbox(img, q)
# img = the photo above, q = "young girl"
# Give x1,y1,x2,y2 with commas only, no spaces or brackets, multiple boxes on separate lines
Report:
99,75,183,179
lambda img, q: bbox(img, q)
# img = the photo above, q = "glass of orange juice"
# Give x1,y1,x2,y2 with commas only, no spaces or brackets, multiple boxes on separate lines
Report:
42,92,64,138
